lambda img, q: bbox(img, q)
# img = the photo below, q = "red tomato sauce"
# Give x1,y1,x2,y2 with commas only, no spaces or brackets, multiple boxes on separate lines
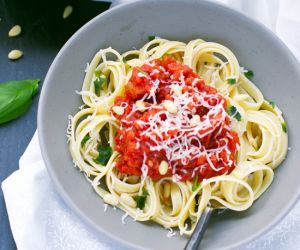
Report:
112,56,239,182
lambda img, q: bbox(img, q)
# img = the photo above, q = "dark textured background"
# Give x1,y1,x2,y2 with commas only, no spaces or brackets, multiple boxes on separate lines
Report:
0,1,110,249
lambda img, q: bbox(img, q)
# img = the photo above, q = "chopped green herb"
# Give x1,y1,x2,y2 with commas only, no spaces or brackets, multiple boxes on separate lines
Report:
134,187,149,209
234,111,242,121
227,78,236,85
94,76,106,95
148,35,156,41
134,196,147,209
227,105,242,121
122,57,127,64
97,145,112,165
269,101,276,109
244,70,254,79
282,122,287,133
192,175,200,191
81,134,90,147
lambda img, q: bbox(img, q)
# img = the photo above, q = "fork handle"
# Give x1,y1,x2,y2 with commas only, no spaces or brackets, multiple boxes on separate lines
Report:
184,207,214,250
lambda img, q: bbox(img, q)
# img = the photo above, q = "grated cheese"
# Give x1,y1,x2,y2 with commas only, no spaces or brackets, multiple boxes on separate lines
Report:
166,227,176,238
121,212,129,225
103,204,108,212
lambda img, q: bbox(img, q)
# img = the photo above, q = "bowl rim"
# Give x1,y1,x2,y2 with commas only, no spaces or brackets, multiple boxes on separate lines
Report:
38,0,300,249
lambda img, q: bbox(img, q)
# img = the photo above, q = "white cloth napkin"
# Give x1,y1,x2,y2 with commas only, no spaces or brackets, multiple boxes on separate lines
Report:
2,1,300,249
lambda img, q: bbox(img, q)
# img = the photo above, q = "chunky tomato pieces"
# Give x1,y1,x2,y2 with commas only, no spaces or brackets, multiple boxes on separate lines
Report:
112,56,239,182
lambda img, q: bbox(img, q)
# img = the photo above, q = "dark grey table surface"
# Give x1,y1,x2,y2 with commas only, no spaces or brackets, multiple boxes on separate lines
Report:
0,1,110,249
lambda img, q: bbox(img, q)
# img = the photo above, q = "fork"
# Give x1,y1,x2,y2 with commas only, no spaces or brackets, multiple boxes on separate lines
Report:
184,207,214,250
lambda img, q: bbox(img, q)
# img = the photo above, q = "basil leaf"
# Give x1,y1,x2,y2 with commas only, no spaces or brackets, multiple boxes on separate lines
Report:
244,70,254,79
192,175,199,191
227,105,242,121
94,76,107,95
227,78,236,85
282,122,287,133
148,35,156,41
97,145,112,165
0,99,32,125
0,79,40,124
81,134,90,147
122,57,127,64
134,187,149,209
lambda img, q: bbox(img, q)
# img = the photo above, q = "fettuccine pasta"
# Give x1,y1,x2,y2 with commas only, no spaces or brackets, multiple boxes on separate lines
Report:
68,38,288,236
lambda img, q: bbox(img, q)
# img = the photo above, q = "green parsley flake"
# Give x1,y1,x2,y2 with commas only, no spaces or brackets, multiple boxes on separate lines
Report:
227,105,242,121
81,134,90,147
134,187,149,209
94,76,106,95
97,145,112,165
244,70,254,79
282,122,287,133
192,175,200,191
270,101,276,108
122,57,127,64
227,78,236,85
148,35,156,41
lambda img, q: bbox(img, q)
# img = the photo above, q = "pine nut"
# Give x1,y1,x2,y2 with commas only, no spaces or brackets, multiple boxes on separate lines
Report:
8,25,22,37
163,100,177,114
135,100,146,112
8,49,23,60
63,5,73,19
159,161,169,175
112,106,124,115
172,85,182,96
